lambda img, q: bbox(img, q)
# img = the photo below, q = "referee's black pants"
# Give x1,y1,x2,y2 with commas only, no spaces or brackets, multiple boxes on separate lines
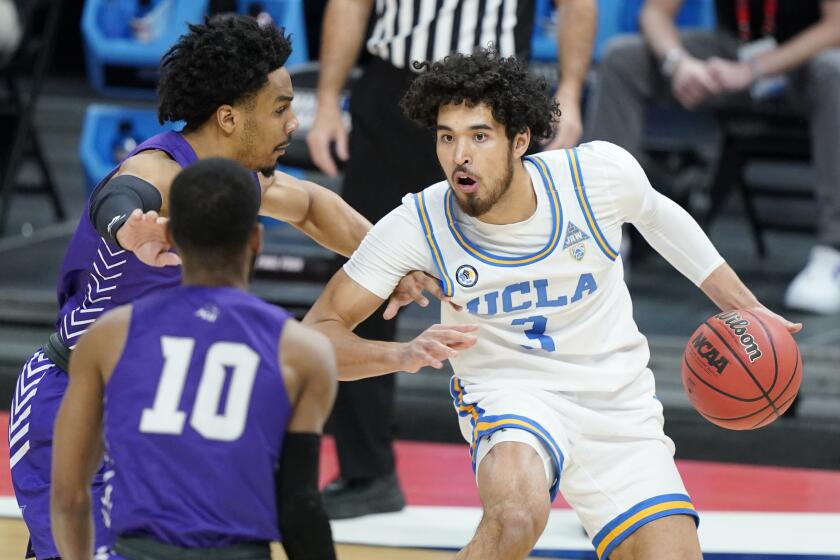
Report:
331,58,443,480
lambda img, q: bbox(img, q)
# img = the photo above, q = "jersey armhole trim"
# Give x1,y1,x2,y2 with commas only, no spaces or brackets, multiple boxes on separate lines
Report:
414,192,455,297
566,148,619,261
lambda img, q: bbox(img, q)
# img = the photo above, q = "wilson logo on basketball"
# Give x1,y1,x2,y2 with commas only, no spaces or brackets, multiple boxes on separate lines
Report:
689,332,729,374
716,311,763,363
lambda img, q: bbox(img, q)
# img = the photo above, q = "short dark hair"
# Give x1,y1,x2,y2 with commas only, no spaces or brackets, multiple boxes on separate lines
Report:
401,48,561,142
169,158,260,262
158,14,293,131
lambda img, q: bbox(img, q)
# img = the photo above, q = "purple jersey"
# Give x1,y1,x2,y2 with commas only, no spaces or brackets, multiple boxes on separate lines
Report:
104,285,293,547
55,131,196,350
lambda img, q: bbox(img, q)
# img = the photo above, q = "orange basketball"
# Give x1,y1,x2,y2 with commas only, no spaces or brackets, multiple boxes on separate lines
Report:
681,309,802,430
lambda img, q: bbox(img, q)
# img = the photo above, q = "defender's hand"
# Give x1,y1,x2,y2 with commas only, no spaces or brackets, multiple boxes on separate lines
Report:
384,271,463,320
115,209,181,267
400,324,479,372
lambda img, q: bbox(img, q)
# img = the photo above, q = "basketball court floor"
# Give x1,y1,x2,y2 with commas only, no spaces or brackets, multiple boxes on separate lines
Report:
2,413,839,560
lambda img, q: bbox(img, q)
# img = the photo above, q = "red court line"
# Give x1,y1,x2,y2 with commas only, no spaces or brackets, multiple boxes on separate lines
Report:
3,413,838,512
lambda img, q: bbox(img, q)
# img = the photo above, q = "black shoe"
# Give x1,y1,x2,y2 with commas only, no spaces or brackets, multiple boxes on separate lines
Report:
321,474,406,520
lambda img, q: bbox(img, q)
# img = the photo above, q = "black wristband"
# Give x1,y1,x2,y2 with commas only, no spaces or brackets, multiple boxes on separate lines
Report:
90,175,162,246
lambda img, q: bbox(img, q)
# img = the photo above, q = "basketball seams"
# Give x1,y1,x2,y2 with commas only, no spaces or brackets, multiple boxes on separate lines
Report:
682,353,764,403
739,310,780,395
771,345,803,411
750,391,799,429
702,320,781,417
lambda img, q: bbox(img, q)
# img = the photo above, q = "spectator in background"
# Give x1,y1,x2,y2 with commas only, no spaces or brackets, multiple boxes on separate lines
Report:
306,0,596,520
0,0,22,65
585,0,840,315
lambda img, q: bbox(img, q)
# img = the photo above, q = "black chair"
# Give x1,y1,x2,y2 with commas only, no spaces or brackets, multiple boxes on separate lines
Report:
703,102,813,257
0,0,64,234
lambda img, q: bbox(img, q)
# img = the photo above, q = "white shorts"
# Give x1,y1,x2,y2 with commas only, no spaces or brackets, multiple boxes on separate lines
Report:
449,372,698,560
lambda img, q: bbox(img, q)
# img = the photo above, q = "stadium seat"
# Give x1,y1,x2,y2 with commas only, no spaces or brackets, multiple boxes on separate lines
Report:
78,104,178,193
81,0,209,98
235,0,308,67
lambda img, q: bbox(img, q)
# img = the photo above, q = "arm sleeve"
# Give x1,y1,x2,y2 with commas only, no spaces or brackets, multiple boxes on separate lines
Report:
601,142,725,286
343,198,437,299
276,432,336,560
89,175,162,245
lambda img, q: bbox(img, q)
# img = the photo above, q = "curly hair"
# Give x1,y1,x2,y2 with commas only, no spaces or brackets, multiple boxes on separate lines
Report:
401,48,560,142
157,14,292,130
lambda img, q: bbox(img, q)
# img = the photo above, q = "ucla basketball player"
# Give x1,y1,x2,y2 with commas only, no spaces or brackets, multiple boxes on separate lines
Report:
9,15,433,559
51,159,337,560
304,48,802,559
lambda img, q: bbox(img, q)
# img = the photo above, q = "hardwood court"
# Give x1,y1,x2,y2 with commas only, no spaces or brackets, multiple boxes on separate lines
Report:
0,518,544,560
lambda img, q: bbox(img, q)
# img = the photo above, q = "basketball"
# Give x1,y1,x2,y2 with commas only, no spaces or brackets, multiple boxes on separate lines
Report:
681,309,803,430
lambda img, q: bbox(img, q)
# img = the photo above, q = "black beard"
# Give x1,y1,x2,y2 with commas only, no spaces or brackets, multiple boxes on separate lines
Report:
454,153,515,217
259,165,276,178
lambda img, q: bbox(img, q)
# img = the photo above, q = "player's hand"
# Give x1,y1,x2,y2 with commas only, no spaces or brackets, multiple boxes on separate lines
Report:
115,209,181,268
750,306,803,334
384,271,463,320
306,102,349,178
400,324,479,372
543,92,583,150
706,57,754,93
671,55,722,109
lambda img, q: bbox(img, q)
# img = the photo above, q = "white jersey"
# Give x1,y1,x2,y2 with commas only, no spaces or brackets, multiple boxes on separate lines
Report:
345,141,724,392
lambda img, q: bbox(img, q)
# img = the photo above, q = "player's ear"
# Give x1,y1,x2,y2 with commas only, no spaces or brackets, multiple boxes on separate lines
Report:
250,222,264,255
512,128,530,157
216,104,237,135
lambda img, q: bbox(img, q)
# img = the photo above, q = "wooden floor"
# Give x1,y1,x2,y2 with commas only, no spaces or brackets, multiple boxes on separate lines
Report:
0,518,475,560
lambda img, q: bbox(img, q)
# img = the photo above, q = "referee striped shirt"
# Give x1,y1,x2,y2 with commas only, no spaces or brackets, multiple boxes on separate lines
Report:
366,0,537,70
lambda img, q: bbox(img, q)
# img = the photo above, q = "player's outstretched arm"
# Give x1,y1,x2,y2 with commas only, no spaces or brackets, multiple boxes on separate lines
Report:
51,306,131,560
259,171,371,257
304,269,478,380
92,151,182,267
276,320,338,560
700,262,803,334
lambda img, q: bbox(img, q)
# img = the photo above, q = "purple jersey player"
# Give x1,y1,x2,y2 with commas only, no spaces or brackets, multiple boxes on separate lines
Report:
8,14,438,559
51,158,337,560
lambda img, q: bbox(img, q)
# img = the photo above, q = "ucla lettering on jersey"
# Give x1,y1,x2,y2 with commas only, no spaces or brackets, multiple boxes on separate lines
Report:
411,148,651,392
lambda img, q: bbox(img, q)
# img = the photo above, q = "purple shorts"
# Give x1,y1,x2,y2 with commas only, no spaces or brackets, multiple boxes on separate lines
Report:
9,350,113,559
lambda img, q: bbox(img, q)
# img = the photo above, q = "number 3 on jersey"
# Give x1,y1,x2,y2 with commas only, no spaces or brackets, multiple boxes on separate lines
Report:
511,315,555,352
139,336,260,442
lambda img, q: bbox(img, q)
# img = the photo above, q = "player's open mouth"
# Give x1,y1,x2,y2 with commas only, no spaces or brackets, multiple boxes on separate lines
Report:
454,172,479,193
274,143,290,154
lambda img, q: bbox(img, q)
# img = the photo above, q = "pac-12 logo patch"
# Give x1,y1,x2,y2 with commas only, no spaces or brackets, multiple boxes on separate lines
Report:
456,265,478,287
571,245,586,261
